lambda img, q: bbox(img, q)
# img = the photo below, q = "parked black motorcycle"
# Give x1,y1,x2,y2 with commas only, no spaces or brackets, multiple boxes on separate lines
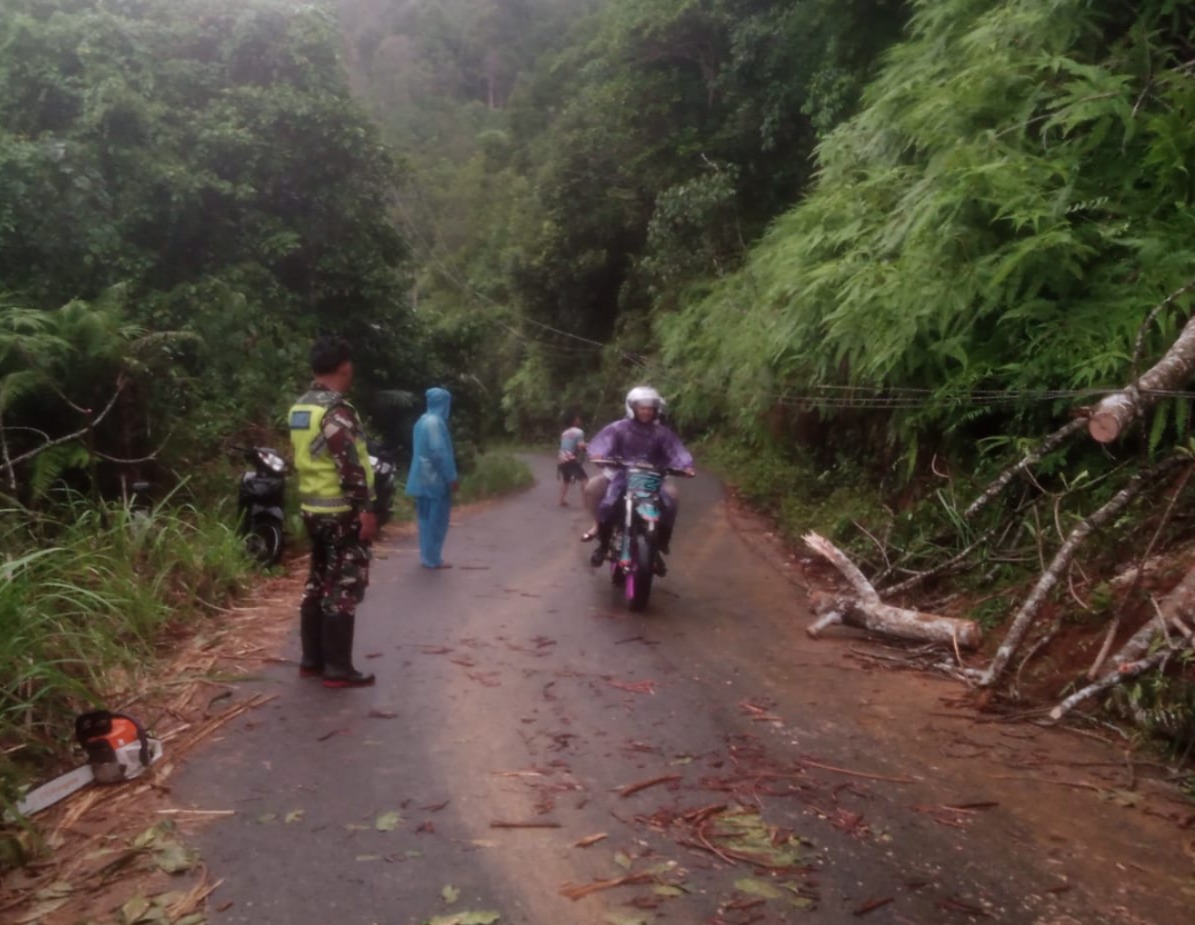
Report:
591,458,692,612
232,446,286,566
368,439,399,527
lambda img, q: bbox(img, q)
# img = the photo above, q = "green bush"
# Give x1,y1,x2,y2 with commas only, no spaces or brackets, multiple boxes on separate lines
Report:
0,496,252,793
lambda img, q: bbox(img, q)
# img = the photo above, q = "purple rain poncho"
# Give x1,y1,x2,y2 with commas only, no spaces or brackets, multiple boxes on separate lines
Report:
586,418,694,524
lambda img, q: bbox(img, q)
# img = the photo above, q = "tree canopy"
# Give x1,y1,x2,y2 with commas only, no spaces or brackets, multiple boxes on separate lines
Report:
0,0,419,492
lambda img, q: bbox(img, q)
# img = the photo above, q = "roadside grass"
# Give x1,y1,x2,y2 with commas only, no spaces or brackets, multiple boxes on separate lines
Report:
698,437,894,555
0,449,533,811
377,449,535,523
0,494,253,806
458,449,535,504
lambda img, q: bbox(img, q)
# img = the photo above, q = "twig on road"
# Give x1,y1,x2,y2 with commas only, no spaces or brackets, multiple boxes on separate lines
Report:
799,758,916,784
618,774,683,798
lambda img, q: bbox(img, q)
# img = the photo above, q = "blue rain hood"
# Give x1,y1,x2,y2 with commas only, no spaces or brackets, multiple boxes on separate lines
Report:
425,387,452,420
405,387,457,497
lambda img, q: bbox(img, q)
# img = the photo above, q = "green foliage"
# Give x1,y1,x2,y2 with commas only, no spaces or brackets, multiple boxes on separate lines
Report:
457,449,534,504
339,1,910,431
0,0,416,476
0,495,251,780
660,0,1195,473
1110,650,1195,758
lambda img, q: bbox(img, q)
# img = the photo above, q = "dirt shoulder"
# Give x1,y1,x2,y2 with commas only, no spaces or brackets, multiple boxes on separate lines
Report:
721,487,1195,922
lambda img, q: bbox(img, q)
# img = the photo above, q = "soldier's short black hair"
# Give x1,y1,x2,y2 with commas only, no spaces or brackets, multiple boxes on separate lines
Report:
310,336,352,375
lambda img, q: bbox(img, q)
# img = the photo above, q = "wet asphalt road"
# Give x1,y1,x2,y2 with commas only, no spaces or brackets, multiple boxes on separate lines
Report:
172,453,1184,925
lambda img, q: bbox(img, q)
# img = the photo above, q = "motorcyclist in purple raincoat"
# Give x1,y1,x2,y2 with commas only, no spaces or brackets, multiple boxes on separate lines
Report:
582,386,695,569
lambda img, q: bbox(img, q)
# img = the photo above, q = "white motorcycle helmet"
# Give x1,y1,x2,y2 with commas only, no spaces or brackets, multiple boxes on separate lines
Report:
625,385,665,420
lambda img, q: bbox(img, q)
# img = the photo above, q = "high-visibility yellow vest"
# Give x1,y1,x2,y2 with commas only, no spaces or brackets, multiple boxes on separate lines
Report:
288,389,375,515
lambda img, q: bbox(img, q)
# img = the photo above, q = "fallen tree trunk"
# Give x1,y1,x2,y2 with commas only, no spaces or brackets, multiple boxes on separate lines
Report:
979,456,1189,688
1088,280,1195,443
804,533,982,650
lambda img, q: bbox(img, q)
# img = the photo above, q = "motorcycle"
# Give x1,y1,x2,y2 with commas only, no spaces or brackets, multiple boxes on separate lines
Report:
591,458,691,612
232,445,286,566
368,439,399,527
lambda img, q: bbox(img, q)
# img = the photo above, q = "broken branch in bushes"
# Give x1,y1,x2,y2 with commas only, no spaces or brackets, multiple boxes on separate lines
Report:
1088,281,1195,443
979,455,1190,689
880,522,1001,597
963,419,1086,520
803,532,982,650
1086,466,1193,679
1049,643,1180,722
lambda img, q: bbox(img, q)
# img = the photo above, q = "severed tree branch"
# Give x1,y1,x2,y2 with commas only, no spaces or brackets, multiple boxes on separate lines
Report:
804,532,982,649
880,522,1002,597
979,455,1190,688
963,419,1086,520
0,381,125,475
1086,465,1193,679
1049,643,1180,723
1088,280,1195,443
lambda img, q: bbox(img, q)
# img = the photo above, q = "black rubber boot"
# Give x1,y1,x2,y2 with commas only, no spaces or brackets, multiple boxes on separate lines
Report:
298,597,323,678
321,613,375,688
590,523,613,567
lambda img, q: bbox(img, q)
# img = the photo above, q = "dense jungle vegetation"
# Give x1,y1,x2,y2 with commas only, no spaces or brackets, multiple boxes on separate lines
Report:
340,0,1195,749
4,0,1195,810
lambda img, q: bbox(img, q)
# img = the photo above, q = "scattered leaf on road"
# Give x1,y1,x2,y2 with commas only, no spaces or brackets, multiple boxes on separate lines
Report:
442,884,461,904
375,811,403,831
424,911,500,925
602,913,649,925
735,878,783,899
257,814,278,825
284,809,305,824
120,895,151,924
654,885,686,897
614,851,632,870
573,833,608,848
152,839,199,874
606,679,656,694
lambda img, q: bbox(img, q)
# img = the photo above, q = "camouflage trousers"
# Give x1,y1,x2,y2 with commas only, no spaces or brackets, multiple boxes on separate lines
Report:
301,514,371,619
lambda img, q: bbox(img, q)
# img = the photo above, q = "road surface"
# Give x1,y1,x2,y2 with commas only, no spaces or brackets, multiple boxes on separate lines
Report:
173,454,1191,925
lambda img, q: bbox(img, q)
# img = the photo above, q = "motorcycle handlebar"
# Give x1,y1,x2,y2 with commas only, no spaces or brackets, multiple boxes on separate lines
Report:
590,459,695,477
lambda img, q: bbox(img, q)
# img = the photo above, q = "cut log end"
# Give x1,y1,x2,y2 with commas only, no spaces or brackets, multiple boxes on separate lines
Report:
1088,411,1122,444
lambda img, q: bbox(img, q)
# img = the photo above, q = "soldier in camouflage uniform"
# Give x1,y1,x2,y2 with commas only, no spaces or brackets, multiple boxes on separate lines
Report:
289,336,378,688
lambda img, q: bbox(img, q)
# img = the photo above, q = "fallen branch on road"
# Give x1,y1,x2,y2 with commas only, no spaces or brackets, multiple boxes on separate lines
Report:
803,533,981,650
559,873,654,901
618,774,683,798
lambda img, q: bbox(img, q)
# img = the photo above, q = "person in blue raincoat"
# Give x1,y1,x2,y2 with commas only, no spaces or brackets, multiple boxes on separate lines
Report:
405,387,459,568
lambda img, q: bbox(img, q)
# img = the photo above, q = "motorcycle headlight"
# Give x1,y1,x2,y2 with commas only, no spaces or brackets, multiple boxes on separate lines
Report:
262,450,285,473
369,455,379,468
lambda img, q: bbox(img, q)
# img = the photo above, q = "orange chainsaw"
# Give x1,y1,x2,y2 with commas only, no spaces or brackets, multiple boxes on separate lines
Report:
10,711,163,818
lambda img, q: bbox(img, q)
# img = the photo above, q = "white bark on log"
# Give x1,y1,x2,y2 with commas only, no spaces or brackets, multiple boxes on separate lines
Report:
1049,645,1174,722
804,533,982,649
808,595,982,649
1088,284,1195,443
979,457,1188,688
803,532,878,603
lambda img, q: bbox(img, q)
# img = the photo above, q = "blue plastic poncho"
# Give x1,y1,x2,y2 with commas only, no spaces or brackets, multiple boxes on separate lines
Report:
405,388,457,568
405,388,457,497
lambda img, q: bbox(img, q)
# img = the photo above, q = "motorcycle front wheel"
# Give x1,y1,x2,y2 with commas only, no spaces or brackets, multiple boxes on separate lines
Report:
245,520,284,567
626,534,655,612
